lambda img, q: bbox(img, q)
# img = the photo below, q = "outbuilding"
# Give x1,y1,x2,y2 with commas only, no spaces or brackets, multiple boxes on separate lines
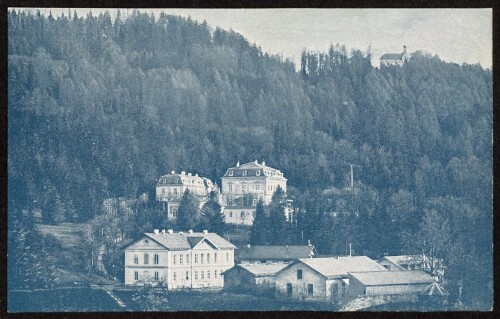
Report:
275,256,387,303
347,270,435,298
236,244,316,264
223,263,288,295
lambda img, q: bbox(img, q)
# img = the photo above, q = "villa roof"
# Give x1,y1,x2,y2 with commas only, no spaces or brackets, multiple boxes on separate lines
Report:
223,161,285,178
127,231,237,251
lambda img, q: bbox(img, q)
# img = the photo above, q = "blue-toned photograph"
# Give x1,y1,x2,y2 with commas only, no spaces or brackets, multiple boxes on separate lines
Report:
7,8,492,312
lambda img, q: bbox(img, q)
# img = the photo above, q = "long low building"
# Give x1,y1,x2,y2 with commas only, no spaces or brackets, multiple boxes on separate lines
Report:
223,263,288,295
236,244,316,264
347,270,435,298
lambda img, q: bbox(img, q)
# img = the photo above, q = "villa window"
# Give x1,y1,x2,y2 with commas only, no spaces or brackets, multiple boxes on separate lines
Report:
256,170,261,176
195,271,198,280
207,271,211,279
297,269,303,279
243,170,247,176
186,254,190,264
173,254,176,265
214,253,217,263
134,254,139,264
201,253,204,264
229,171,233,176
229,212,233,218
154,254,159,265
242,183,246,192
308,284,314,295
154,271,159,281
195,254,198,264
186,271,189,280
241,211,245,217
228,183,233,192
215,270,218,278
207,253,210,264
201,271,204,279
180,254,183,264
144,253,149,265
174,272,177,281
134,272,139,280
226,252,229,262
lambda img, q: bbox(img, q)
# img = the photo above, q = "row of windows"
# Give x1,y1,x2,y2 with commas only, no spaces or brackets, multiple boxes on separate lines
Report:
227,183,261,192
135,252,230,265
228,170,283,177
133,270,223,281
227,211,256,218
134,253,159,265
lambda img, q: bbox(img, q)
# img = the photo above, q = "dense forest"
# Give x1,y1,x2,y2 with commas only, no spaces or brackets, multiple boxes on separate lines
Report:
8,10,492,309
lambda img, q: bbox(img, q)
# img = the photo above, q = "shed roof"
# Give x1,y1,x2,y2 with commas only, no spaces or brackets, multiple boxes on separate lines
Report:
237,245,315,261
282,256,387,279
239,263,288,277
127,231,237,251
380,255,423,265
349,270,434,286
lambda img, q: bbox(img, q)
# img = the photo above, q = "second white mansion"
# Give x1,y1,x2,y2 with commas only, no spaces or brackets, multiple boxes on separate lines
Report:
156,160,289,226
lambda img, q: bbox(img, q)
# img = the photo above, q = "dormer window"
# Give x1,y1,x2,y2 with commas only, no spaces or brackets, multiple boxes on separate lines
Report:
256,170,261,176
243,170,247,176
175,179,178,183
229,171,233,176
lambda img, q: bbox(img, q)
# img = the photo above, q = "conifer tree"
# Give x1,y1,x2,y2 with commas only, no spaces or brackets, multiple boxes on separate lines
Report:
250,199,269,245
200,191,225,234
176,190,200,231
268,186,290,245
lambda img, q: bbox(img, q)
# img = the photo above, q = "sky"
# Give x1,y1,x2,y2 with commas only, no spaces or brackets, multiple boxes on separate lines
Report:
14,8,492,68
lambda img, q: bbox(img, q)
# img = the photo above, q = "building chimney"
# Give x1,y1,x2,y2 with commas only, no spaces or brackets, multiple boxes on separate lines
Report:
188,229,193,234
247,244,251,248
308,239,311,246
188,173,192,176
254,160,258,164
203,230,208,234
181,171,186,175
262,160,265,166
167,229,173,234
236,161,240,168
171,171,175,174
179,231,184,235
161,229,166,234
195,174,198,177
154,229,160,235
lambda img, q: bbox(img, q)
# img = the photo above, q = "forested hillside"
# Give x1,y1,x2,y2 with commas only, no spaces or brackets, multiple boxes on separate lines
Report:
8,10,492,308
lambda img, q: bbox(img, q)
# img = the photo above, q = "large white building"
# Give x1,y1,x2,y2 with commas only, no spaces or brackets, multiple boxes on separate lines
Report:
220,160,289,226
124,229,236,290
380,45,409,67
156,171,217,220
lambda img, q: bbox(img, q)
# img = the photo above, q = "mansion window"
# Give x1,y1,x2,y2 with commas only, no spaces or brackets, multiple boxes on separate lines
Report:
241,211,245,217
134,254,139,264
226,252,229,262
195,254,198,264
172,208,178,218
207,253,210,264
256,170,261,176
214,270,218,278
214,253,217,263
297,269,303,279
255,184,260,190
243,170,248,176
154,254,159,265
229,212,233,218
229,171,233,176
174,188,178,195
201,271,204,279
180,254,183,264
308,284,314,295
242,183,246,192
174,272,177,281
173,254,177,264
207,271,211,279
186,254,190,264
195,271,198,280
201,253,204,264
186,271,189,280
228,183,233,192
144,253,149,265
134,271,139,280
154,271,159,281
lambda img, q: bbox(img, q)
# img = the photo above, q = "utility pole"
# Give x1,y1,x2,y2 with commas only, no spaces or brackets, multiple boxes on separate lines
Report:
345,163,361,190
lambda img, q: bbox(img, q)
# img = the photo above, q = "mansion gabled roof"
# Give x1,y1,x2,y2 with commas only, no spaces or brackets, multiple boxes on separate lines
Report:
157,172,214,188
223,160,286,179
127,231,237,251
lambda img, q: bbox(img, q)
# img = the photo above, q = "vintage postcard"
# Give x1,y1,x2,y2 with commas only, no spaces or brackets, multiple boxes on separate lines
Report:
7,7,492,312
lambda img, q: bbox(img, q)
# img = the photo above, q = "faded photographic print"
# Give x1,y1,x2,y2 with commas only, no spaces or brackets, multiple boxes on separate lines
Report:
7,8,493,312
